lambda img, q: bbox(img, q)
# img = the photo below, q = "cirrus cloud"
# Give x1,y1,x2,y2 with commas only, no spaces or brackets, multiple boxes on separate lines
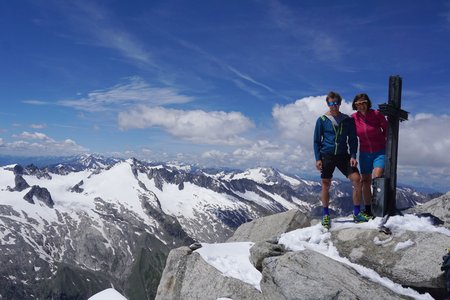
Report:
30,123,47,129
58,77,193,112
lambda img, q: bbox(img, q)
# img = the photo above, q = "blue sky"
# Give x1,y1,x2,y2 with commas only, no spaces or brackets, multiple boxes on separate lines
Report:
1,0,449,191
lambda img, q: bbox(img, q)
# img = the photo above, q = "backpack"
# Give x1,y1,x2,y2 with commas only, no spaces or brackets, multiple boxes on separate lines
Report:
442,248,450,295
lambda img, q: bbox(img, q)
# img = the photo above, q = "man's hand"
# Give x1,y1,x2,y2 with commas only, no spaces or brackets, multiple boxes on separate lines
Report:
350,157,358,167
316,160,322,171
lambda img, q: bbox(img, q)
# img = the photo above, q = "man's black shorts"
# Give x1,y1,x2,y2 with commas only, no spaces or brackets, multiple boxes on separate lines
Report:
320,154,359,179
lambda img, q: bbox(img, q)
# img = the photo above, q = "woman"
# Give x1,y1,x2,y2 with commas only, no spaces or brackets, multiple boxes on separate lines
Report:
351,93,387,217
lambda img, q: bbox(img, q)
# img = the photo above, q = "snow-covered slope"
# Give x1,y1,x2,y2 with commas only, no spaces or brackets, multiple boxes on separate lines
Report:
0,155,430,299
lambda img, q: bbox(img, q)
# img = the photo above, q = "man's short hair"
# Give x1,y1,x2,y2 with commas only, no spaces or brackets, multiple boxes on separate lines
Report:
326,91,342,105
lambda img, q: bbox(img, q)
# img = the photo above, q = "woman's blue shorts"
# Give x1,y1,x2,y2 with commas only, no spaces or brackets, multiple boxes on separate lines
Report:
359,150,385,175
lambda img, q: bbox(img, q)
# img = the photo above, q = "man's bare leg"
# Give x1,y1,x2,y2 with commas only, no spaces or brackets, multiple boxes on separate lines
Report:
321,178,331,208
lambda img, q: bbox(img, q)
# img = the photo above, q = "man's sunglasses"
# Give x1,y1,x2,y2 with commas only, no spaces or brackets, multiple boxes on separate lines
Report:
327,101,340,107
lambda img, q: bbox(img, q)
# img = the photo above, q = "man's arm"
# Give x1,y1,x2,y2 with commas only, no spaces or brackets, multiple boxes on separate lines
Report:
313,118,322,162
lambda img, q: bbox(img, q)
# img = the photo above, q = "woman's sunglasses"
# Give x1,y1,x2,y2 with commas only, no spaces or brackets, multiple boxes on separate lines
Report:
355,100,368,106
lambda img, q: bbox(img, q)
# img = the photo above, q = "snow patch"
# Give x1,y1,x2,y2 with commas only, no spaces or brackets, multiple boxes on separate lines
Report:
88,288,127,300
394,240,415,252
195,242,262,291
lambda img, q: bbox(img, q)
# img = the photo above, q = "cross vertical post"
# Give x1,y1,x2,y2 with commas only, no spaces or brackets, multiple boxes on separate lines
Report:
372,75,408,219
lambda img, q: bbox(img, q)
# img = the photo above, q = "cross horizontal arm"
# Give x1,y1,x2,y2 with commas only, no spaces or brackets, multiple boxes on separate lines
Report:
378,103,409,121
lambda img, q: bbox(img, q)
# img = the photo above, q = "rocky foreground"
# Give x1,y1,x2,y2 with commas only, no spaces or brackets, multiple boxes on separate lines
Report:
156,192,450,300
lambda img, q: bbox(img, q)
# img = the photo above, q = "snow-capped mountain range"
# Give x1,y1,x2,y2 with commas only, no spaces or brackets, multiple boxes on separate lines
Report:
0,154,431,299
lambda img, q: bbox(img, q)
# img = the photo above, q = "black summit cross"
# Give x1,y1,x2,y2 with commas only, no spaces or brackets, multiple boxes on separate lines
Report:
372,75,409,233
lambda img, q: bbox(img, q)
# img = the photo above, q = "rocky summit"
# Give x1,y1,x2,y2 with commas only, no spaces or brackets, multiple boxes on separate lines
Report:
0,155,438,299
157,195,450,300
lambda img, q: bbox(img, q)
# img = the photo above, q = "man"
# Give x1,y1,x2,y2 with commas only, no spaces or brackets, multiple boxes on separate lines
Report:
313,91,370,229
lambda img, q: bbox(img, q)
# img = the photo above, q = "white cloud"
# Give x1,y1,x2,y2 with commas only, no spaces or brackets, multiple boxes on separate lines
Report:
120,96,353,175
201,149,228,160
195,97,450,190
1,133,88,156
272,96,450,182
198,141,309,174
13,131,54,142
116,95,450,190
231,140,307,170
118,106,255,145
399,113,450,168
272,95,353,149
232,140,286,163
30,123,47,129
270,98,450,188
58,77,192,112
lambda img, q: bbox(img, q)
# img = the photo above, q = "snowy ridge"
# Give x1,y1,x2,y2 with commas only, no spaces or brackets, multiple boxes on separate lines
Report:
217,167,300,186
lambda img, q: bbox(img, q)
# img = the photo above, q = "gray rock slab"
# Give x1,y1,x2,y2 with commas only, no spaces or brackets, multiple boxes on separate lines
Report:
260,250,411,300
250,240,285,271
227,209,310,243
332,227,449,289
155,246,191,299
156,246,261,300
408,192,450,229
